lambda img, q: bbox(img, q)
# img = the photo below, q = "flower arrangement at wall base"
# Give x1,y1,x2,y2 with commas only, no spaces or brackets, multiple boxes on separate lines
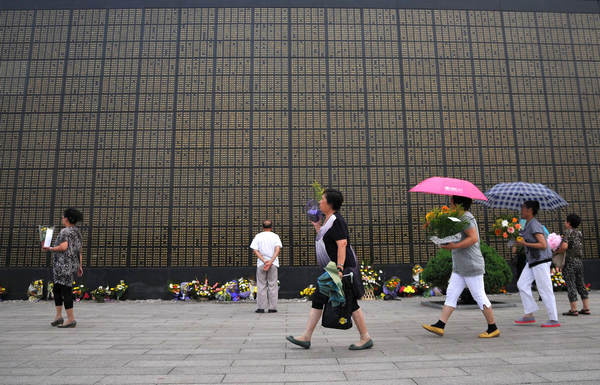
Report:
191,278,217,301
360,263,382,299
91,286,111,303
0,285,6,301
551,267,566,291
382,277,401,299
491,215,521,244
238,277,253,299
423,205,469,245
398,285,416,297
46,282,54,300
112,280,128,300
167,282,181,300
72,283,88,302
300,284,316,299
215,280,238,301
28,279,44,302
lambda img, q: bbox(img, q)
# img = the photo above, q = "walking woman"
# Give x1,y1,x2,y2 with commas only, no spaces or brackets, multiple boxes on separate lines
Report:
286,189,373,350
422,195,500,338
42,208,84,328
559,214,591,316
514,200,560,327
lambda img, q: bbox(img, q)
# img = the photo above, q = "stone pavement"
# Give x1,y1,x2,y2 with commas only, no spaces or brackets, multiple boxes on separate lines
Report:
0,291,599,385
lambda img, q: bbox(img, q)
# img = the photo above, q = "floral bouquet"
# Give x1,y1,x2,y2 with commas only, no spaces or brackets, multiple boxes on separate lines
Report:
238,277,253,299
112,280,128,300
423,205,469,245
299,284,316,299
547,233,562,251
491,216,522,244
91,286,111,302
215,280,239,301
46,282,54,300
38,225,54,248
167,282,181,299
412,264,423,282
193,278,216,300
414,279,431,296
550,267,566,291
28,279,44,302
72,282,88,301
398,285,416,297
305,181,325,222
360,263,383,290
383,277,401,297
0,285,6,301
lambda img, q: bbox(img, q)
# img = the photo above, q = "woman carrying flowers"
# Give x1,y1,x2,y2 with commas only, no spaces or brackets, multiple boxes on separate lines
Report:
514,200,559,327
422,196,499,338
557,214,591,316
286,189,373,350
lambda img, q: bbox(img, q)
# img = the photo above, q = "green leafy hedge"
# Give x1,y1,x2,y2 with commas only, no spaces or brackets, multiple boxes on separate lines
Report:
422,241,512,294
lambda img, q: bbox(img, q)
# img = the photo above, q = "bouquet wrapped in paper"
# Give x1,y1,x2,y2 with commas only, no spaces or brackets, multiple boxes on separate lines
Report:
27,279,44,302
305,181,325,222
38,225,54,248
423,205,469,245
547,233,562,251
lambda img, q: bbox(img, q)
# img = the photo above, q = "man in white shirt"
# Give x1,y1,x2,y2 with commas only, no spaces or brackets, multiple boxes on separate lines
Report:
250,220,282,313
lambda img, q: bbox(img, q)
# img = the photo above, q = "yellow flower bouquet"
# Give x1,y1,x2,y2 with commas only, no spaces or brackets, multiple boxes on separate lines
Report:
300,284,316,299
423,205,469,245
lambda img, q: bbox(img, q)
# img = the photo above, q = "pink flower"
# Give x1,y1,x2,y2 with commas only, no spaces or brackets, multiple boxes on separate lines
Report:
507,227,515,234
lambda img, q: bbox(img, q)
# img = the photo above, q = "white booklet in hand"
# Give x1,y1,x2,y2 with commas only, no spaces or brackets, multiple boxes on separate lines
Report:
38,226,54,248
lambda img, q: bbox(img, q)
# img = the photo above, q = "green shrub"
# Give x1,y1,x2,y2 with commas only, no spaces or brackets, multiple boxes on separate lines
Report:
421,241,513,294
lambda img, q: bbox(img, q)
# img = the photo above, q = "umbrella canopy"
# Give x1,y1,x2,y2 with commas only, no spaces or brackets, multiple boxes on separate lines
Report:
479,182,568,211
409,177,488,201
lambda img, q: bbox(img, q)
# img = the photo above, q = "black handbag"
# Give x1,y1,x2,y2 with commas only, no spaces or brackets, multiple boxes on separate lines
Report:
321,276,354,330
322,301,353,330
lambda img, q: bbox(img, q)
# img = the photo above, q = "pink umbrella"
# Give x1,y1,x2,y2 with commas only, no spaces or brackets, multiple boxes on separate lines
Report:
409,177,488,201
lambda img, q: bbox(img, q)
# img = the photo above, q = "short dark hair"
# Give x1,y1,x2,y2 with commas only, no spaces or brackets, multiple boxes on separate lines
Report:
566,214,581,228
523,200,540,216
262,220,273,229
63,208,83,225
323,189,343,211
452,195,472,211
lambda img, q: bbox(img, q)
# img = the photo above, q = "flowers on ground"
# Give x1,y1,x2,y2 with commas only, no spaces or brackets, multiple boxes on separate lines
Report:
0,285,6,300
360,263,383,290
72,282,88,301
383,277,401,297
399,285,416,297
168,282,181,299
91,286,111,302
28,279,44,302
112,280,128,300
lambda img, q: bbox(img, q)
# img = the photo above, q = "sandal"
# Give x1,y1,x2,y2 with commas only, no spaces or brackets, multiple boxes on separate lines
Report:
579,309,591,315
562,310,578,316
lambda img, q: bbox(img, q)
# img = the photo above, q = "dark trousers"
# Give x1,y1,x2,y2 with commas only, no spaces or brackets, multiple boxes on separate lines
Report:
53,283,74,310
563,257,589,303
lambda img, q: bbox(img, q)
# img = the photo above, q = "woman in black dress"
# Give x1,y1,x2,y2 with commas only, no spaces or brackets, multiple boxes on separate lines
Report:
286,189,373,350
42,208,84,328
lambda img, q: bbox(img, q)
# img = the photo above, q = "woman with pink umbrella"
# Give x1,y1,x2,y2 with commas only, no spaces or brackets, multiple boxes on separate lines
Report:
411,177,499,338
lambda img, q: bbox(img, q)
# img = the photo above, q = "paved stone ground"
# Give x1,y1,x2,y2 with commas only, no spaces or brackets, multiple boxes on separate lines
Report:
0,291,598,385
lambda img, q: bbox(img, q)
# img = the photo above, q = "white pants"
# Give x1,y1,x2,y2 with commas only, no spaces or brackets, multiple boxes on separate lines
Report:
517,262,558,321
444,272,492,311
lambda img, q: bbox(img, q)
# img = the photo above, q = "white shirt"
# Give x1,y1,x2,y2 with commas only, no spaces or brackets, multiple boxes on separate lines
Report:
250,231,282,268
